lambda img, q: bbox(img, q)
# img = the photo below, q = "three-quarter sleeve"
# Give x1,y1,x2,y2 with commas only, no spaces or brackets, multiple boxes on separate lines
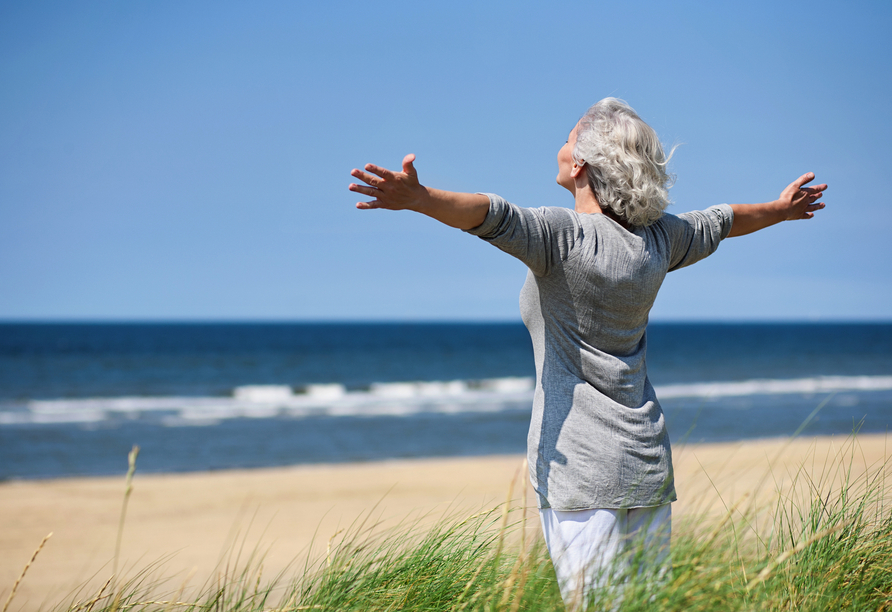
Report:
665,204,734,271
464,193,584,277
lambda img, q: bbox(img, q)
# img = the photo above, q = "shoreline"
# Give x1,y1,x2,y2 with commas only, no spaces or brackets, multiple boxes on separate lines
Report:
2,433,889,610
4,428,890,484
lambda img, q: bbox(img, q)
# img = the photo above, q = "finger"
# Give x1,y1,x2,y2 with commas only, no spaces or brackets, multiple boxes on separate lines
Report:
349,183,379,197
798,202,827,219
350,168,382,187
799,186,826,196
364,163,399,180
402,153,417,178
356,200,381,210
792,172,816,189
801,192,822,204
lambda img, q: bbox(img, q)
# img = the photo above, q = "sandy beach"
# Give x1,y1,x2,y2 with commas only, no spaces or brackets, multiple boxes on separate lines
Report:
2,433,888,611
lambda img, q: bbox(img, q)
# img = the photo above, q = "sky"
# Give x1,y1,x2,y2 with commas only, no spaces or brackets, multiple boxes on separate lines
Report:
1,0,890,322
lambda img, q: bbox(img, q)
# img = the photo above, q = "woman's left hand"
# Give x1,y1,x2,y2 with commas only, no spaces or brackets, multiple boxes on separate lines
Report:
728,173,828,237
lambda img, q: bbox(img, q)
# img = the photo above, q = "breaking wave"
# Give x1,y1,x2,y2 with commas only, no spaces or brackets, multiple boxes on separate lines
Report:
1,375,891,427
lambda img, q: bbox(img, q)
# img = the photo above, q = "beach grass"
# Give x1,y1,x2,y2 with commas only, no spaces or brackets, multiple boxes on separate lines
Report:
9,435,892,612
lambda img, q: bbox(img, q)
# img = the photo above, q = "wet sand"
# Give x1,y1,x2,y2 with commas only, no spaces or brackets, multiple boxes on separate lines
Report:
1,433,888,611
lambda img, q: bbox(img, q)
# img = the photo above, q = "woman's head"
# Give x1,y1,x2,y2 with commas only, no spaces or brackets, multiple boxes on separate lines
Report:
572,98,674,227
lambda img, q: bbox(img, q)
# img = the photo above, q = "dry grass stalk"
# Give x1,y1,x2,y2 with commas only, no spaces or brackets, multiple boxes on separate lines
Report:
498,542,524,608
252,564,263,600
108,589,122,612
115,602,192,610
746,520,849,590
2,532,52,612
453,505,499,531
69,576,112,612
113,445,140,582
264,594,318,612
508,459,531,612
163,569,194,612
454,553,491,611
326,529,344,568
520,458,528,551
507,555,531,612
705,493,750,546
498,458,531,609
494,461,521,561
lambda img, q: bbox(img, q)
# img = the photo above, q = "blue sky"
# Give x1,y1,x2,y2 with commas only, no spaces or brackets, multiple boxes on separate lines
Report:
1,0,889,321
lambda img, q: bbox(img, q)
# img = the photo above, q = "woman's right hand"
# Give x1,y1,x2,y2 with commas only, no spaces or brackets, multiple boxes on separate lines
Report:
348,155,490,229
349,154,429,212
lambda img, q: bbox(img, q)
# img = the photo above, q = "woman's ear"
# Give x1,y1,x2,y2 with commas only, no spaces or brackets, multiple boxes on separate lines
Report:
570,163,586,178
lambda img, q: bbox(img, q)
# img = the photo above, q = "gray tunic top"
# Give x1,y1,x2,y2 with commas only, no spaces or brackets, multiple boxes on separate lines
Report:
467,194,734,510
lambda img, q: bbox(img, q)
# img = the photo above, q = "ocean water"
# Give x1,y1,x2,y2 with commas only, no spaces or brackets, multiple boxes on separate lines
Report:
1,322,890,480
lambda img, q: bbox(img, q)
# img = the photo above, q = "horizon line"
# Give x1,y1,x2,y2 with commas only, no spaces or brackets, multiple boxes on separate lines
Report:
1,317,890,325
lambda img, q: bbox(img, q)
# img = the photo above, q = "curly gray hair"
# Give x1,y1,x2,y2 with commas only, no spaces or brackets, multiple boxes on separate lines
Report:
573,98,675,227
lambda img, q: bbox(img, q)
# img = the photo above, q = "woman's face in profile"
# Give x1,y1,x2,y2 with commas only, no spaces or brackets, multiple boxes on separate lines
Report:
556,123,580,193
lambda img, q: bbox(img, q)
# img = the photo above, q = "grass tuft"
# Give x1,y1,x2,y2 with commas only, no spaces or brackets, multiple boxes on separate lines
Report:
14,434,892,612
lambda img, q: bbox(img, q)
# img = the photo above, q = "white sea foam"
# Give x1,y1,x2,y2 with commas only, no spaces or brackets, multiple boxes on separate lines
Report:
479,377,535,393
653,375,892,399
370,380,467,398
233,385,294,402
160,415,222,427
4,374,890,427
0,411,37,425
305,384,346,399
31,409,107,424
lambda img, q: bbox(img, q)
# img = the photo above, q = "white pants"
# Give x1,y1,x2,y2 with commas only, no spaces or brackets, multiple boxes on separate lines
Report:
539,504,671,610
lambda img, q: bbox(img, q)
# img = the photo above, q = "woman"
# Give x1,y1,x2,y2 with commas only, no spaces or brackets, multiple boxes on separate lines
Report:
348,98,826,608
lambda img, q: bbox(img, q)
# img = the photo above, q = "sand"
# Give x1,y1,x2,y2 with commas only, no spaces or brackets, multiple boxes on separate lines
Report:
1,433,888,611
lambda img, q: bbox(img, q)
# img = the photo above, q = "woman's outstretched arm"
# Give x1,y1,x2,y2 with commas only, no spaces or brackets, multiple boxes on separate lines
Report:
727,172,827,237
349,154,489,230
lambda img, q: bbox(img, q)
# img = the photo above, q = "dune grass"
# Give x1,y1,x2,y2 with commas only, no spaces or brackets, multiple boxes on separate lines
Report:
8,435,892,611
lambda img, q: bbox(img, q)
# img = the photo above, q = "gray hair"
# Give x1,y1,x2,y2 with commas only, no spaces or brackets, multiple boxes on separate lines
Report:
573,98,675,227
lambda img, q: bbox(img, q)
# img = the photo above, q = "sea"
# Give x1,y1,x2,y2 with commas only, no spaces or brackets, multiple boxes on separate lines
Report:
1,322,891,480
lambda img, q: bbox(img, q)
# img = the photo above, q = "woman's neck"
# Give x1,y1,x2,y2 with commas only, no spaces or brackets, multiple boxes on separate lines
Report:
573,186,631,230
573,187,603,215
